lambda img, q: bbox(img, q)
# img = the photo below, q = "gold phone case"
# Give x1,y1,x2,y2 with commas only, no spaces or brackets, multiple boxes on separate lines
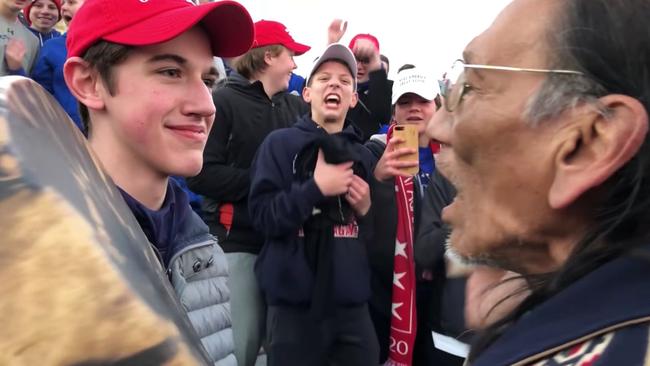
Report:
393,124,419,176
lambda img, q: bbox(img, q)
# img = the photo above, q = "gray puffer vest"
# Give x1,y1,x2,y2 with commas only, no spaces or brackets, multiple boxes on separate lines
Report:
167,213,236,366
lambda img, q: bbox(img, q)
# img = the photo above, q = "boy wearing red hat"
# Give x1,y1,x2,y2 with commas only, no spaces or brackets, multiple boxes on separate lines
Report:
187,18,310,366
347,33,392,141
0,0,39,76
23,0,61,47
62,0,254,364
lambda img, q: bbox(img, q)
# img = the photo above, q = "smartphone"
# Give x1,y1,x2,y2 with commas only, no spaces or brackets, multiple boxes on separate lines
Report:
392,124,419,176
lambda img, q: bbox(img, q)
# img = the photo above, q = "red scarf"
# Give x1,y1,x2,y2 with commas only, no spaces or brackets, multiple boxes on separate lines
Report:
385,126,418,366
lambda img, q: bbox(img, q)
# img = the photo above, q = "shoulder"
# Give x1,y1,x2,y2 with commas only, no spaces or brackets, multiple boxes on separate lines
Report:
19,26,39,46
43,35,66,49
170,213,228,277
264,126,297,144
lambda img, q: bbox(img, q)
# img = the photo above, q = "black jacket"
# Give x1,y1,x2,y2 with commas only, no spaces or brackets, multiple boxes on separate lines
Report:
347,68,392,141
187,72,309,254
249,115,376,307
415,170,469,339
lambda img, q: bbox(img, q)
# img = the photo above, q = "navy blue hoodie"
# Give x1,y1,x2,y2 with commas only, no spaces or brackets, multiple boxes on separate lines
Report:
249,115,377,307
119,179,200,267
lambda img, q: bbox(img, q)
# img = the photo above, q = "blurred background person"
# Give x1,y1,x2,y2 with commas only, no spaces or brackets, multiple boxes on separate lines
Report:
23,0,61,47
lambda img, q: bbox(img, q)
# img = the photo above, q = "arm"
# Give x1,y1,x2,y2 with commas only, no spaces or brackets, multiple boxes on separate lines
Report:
366,68,392,126
187,99,250,202
414,170,456,269
248,136,325,238
31,45,54,94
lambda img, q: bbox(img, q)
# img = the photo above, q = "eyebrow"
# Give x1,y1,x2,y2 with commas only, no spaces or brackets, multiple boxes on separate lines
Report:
147,53,219,78
462,50,486,81
147,53,187,65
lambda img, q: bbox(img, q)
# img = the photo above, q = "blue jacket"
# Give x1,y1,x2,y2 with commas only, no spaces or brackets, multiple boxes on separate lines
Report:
471,246,650,366
249,115,376,307
28,27,61,47
31,34,83,131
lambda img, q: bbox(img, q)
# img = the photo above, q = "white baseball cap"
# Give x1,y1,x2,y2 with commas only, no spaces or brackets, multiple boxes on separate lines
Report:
392,67,439,105
306,43,358,90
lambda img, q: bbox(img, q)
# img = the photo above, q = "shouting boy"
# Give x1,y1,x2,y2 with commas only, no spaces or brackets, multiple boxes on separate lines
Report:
249,43,379,365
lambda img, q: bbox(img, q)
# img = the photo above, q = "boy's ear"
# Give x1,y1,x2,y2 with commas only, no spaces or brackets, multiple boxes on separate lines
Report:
264,50,274,66
63,57,106,112
302,85,312,104
350,91,358,108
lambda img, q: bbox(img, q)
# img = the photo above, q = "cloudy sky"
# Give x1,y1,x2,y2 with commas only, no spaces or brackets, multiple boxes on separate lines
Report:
235,0,513,80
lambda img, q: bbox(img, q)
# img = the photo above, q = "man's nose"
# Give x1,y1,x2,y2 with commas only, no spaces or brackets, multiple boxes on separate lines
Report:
426,107,452,143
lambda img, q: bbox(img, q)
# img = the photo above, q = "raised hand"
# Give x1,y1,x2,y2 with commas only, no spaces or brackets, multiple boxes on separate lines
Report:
5,38,26,72
327,19,347,45
351,38,381,72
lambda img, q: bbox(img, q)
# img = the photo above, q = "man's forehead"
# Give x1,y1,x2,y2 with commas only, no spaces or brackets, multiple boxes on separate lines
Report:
464,0,561,68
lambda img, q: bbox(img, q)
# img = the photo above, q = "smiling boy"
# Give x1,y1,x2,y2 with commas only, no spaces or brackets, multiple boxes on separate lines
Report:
62,0,254,364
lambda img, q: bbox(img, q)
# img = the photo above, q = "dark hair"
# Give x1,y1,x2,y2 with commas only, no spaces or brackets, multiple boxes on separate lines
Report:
469,0,650,361
235,44,284,79
397,63,414,73
380,54,389,73
78,41,133,136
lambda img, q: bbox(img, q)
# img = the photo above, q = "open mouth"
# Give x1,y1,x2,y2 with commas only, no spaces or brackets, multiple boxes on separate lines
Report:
324,93,341,107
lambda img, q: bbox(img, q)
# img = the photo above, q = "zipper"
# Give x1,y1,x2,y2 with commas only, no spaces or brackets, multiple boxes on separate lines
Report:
166,238,215,275
509,315,650,365
337,196,345,222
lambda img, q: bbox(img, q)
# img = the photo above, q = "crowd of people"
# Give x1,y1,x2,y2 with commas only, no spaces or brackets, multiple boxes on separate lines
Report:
5,0,650,365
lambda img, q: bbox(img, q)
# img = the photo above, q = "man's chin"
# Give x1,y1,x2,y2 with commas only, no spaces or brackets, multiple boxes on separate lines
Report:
445,235,502,268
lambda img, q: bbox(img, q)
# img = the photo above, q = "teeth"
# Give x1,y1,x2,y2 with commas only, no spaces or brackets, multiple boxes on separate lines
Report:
325,94,340,103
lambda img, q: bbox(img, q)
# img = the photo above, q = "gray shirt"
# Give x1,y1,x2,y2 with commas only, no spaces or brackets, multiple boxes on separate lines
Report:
0,16,39,76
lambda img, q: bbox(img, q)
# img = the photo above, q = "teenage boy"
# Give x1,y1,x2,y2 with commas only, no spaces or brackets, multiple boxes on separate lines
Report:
187,19,310,366
62,0,254,365
347,33,392,141
32,0,86,131
248,43,379,365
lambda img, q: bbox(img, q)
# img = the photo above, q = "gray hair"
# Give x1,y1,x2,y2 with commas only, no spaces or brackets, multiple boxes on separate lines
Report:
522,9,609,126
524,74,608,125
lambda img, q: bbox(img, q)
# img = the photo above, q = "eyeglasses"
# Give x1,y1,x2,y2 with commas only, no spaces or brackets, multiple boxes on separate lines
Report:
439,59,585,112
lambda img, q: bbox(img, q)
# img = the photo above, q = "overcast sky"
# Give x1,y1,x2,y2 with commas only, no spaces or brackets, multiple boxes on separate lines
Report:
235,0,513,80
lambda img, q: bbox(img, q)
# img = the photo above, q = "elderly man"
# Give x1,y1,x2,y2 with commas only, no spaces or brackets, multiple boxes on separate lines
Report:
427,0,650,365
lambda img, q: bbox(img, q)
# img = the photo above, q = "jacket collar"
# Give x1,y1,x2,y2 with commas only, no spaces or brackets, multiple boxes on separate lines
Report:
226,71,290,103
295,114,363,143
474,246,650,365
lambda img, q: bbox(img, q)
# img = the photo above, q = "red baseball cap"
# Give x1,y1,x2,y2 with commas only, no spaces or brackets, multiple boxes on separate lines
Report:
348,33,380,53
23,0,62,26
253,20,310,55
66,0,254,59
